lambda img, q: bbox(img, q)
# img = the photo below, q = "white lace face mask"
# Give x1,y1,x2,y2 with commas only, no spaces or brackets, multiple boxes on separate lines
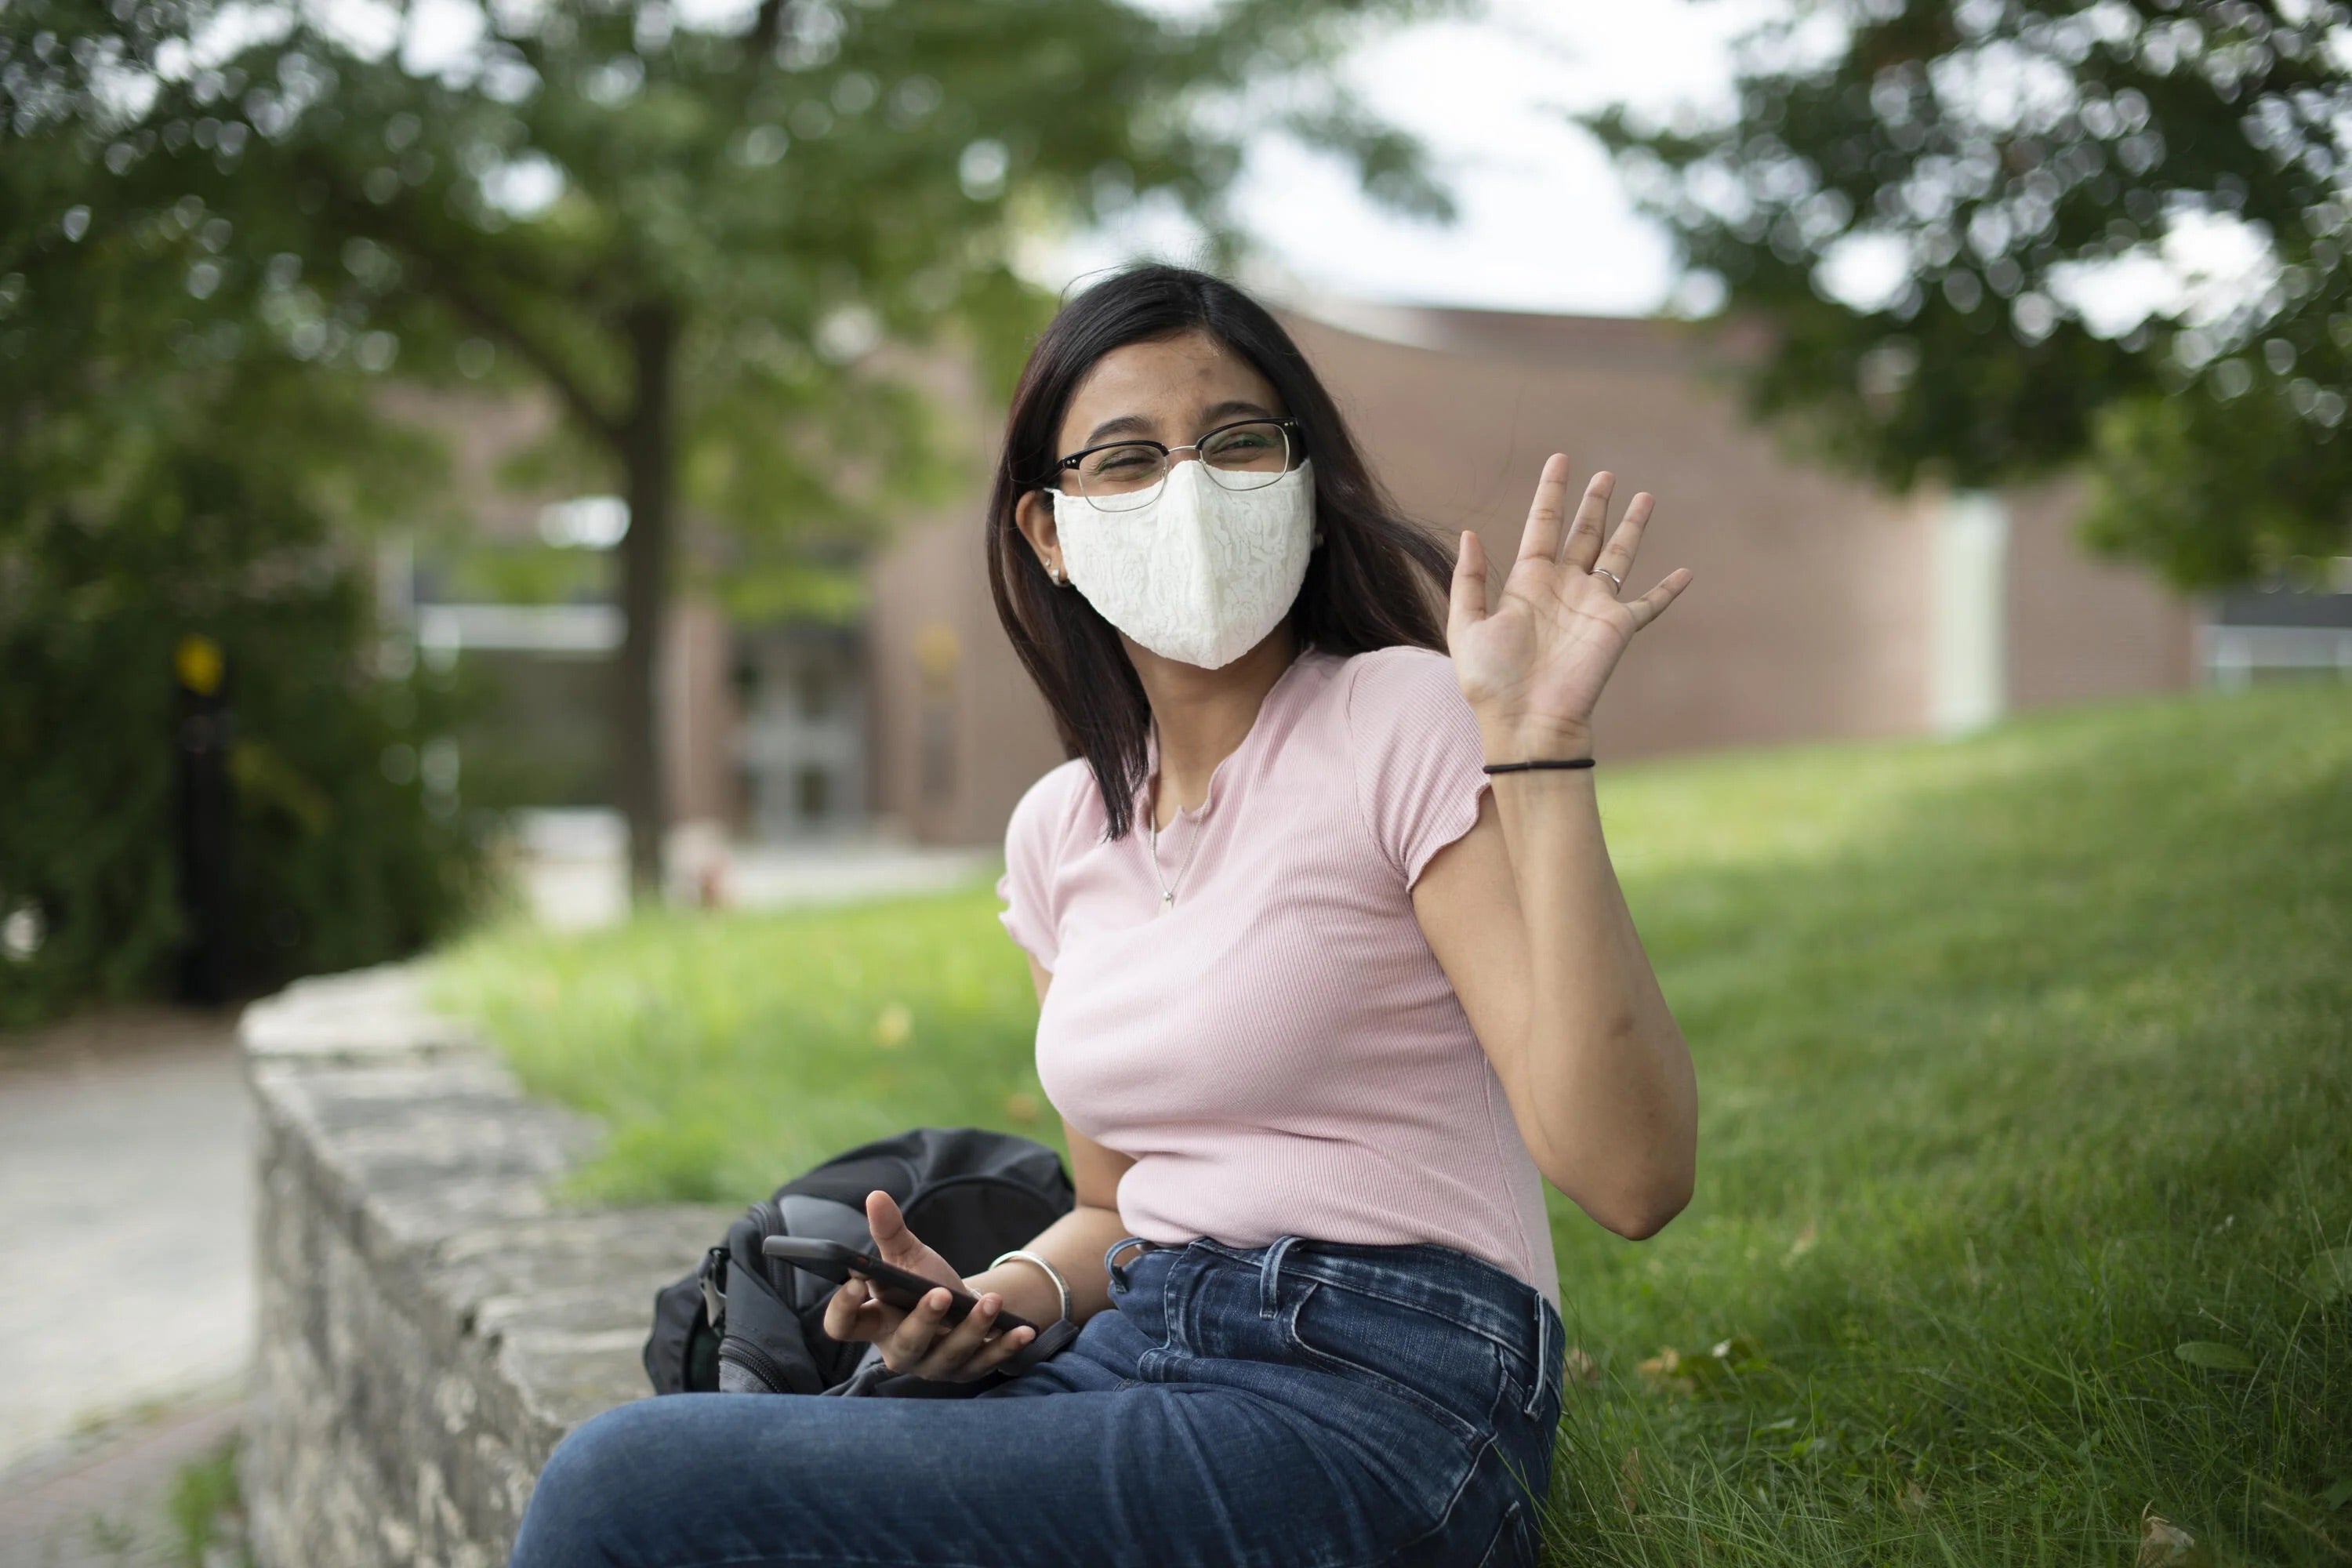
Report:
1051,458,1316,670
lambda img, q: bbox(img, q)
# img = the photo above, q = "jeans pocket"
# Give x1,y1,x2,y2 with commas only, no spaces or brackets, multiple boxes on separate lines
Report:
1486,1492,1555,1568
1279,1278,1506,1451
1492,1298,1563,1424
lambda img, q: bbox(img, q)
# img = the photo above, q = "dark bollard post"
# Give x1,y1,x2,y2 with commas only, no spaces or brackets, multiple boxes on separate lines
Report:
174,634,235,1006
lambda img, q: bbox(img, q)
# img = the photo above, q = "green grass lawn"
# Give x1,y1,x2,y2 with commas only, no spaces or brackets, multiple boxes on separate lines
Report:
433,682,2352,1566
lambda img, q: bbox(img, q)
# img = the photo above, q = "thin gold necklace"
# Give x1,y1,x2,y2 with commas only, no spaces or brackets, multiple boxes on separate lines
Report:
1145,803,1207,913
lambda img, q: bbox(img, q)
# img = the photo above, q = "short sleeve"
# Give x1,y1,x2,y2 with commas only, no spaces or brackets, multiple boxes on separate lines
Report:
996,763,1079,969
1345,647,1494,889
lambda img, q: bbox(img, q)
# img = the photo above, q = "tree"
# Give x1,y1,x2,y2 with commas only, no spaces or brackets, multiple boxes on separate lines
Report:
1586,0,2352,590
0,121,489,1024
7,0,1453,894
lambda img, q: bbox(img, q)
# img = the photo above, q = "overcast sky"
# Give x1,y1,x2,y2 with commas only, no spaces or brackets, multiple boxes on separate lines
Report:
344,0,1763,317
1045,0,2263,332
325,0,2270,325
1047,0,1774,317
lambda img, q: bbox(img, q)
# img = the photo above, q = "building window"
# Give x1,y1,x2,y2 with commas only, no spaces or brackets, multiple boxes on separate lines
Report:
793,659,835,720
920,706,955,806
795,765,833,822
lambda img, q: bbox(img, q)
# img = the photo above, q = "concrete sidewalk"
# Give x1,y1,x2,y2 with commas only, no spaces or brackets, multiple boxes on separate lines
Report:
0,1007,254,1563
514,810,997,928
0,1391,245,1566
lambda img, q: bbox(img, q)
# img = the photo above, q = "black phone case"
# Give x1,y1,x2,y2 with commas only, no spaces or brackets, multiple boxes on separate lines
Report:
761,1236,1044,1332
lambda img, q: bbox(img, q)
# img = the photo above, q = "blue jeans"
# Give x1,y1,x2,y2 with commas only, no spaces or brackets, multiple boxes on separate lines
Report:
510,1232,1568,1566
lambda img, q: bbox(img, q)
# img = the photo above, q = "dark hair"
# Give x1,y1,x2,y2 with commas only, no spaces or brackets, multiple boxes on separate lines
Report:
985,263,1454,840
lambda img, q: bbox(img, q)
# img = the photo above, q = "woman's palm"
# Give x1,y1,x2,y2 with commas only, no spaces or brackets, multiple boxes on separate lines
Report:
1447,461,1690,748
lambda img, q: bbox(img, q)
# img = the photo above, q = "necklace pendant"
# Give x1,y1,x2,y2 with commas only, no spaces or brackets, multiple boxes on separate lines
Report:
1160,890,1174,911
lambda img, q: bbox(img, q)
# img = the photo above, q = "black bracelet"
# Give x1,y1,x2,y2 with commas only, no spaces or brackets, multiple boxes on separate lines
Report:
1482,758,1597,774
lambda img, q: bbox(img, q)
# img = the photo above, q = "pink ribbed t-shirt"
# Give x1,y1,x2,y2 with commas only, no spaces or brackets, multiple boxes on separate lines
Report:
995,644,1561,1313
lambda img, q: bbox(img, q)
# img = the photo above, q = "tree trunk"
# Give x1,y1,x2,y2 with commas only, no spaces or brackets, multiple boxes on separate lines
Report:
615,303,677,900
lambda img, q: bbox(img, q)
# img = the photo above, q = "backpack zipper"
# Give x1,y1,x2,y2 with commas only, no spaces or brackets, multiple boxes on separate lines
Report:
699,1245,728,1334
717,1334,801,1395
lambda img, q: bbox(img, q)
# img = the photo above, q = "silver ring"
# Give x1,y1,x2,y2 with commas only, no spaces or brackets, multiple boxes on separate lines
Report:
1590,567,1623,591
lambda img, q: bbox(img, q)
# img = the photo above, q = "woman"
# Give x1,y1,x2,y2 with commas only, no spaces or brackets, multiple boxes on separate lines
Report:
510,265,1697,1566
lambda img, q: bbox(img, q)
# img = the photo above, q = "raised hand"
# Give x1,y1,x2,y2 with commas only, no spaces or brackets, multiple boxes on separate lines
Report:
1446,457,1692,757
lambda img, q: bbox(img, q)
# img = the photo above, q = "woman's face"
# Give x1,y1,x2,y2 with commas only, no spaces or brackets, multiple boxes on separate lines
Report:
1013,329,1289,572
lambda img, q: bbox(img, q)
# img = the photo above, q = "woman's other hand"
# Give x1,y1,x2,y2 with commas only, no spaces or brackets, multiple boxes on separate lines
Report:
818,1189,1039,1381
1448,458,1692,759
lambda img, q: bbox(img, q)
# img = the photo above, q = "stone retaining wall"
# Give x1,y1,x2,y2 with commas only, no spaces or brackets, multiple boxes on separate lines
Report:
243,965,729,1566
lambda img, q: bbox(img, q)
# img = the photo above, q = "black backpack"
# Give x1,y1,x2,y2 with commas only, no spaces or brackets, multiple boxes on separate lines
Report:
643,1127,1082,1399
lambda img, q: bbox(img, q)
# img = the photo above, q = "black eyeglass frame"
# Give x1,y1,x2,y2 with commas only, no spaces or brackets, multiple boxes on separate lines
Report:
1046,416,1305,495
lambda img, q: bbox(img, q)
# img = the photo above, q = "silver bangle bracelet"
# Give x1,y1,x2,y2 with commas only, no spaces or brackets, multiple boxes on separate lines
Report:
988,1248,1072,1323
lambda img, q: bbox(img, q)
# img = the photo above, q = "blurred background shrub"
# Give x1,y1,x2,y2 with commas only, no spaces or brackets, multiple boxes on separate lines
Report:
0,459,497,1026
0,170,496,1024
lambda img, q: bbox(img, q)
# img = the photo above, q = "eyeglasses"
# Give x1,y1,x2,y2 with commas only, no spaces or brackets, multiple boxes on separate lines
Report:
1051,418,1302,514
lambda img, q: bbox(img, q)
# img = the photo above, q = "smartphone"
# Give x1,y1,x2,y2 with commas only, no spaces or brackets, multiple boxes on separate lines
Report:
761,1236,1044,1334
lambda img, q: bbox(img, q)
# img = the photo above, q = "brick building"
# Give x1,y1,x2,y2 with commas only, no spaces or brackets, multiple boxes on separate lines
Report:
856,299,2196,848
401,296,2293,857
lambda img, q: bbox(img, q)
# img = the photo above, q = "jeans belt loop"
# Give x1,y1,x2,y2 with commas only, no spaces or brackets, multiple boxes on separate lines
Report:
1105,1236,1155,1293
1525,1288,1556,1417
1260,1235,1303,1319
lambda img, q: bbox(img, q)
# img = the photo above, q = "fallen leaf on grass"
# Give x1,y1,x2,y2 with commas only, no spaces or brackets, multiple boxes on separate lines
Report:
1002,1091,1039,1123
2300,1247,2352,1305
1617,1447,1642,1516
2172,1341,2253,1371
1638,1347,1695,1395
1564,1347,1601,1385
873,1003,911,1049
1639,1337,1765,1395
1785,1222,1817,1263
1900,1480,1933,1515
2137,1507,2198,1568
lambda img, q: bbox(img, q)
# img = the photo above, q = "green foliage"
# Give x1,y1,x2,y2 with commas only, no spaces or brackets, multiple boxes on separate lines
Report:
441,683,2352,1565
437,537,615,607
3,0,1457,882
169,1436,249,1567
1588,2,2352,588
0,412,495,1021
2083,380,2352,587
0,118,493,1025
